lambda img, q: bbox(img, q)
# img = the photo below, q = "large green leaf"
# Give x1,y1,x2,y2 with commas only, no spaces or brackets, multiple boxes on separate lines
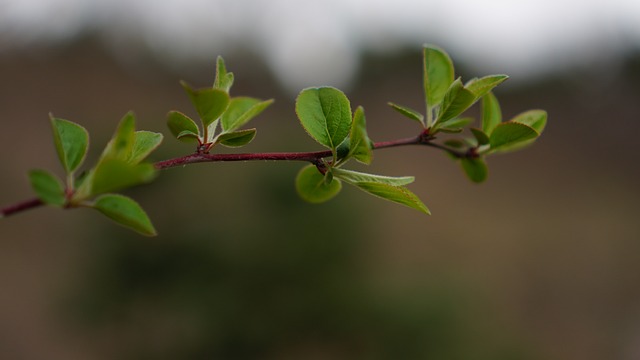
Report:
465,75,508,99
295,87,352,151
332,168,414,186
167,111,200,143
489,122,539,151
50,116,89,174
511,110,547,134
481,92,502,135
100,112,136,162
354,182,430,215
93,194,157,236
221,97,273,132
295,165,342,203
423,45,454,109
28,169,66,207
217,128,257,147
346,106,373,164
89,159,156,197
436,78,477,124
181,82,230,127
388,102,424,124
213,56,234,92
460,157,488,183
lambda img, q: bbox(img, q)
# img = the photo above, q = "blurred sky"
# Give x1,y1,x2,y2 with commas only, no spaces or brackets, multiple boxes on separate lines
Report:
2,0,640,90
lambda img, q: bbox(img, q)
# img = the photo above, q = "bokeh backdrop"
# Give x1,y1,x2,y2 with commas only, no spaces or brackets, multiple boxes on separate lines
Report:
1,1,640,359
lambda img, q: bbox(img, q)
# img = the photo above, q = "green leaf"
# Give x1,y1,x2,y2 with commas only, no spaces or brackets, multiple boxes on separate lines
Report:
93,194,157,236
465,75,508,98
295,87,352,151
489,122,539,151
354,182,430,214
436,78,477,124
128,131,163,164
205,119,219,144
214,56,234,92
481,92,502,135
332,168,414,186
347,106,373,164
511,110,547,134
50,116,89,174
221,97,273,132
217,128,257,147
388,102,424,124
423,45,454,109
470,128,490,145
89,159,156,197
181,82,230,127
28,169,66,207
100,112,136,162
435,117,474,133
460,157,488,183
295,165,342,203
167,111,200,143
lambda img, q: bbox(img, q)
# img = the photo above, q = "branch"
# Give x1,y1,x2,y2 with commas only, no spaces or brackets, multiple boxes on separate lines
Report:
1,198,44,218
1,134,467,218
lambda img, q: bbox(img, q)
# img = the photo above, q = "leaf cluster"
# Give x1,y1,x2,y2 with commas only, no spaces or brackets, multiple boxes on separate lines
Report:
167,57,273,153
29,113,162,235
389,45,547,183
22,46,548,236
295,87,429,214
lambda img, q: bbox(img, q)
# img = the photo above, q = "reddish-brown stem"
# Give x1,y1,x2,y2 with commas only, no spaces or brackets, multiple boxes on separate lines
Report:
1,197,44,218
1,134,467,218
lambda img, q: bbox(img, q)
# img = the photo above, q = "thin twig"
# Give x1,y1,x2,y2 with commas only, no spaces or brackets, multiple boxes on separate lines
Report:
1,134,470,218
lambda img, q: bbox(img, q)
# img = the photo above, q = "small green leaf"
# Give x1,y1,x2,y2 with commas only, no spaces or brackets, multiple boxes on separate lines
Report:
177,130,200,142
336,139,350,161
89,159,156,197
28,169,66,207
436,78,477,124
167,111,200,143
100,112,136,162
295,165,342,203
295,87,352,151
221,97,273,132
93,194,156,236
470,128,490,145
205,119,219,144
511,110,547,134
460,157,488,183
465,75,508,98
435,117,474,133
354,182,430,214
423,45,454,108
181,82,230,127
214,56,234,92
347,106,373,164
437,117,474,129
217,128,257,147
50,116,89,174
388,102,424,124
128,131,163,164
489,122,539,151
481,92,502,135
332,168,414,186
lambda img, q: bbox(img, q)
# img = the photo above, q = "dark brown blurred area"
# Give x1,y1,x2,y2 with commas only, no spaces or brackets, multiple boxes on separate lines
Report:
1,39,640,359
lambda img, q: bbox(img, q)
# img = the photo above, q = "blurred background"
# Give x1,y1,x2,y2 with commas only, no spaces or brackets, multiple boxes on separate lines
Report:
1,0,640,359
